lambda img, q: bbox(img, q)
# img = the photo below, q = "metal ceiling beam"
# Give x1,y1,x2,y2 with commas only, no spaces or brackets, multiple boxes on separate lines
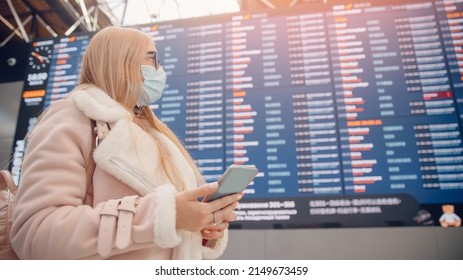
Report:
43,0,77,28
0,15,32,47
35,14,58,37
97,4,119,26
92,7,99,31
260,0,276,9
62,0,91,31
121,0,128,26
6,0,30,42
65,5,96,35
96,0,121,26
289,0,299,7
0,15,23,39
78,0,93,31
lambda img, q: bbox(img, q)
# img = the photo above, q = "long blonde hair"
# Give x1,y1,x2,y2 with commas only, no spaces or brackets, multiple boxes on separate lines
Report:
78,26,202,191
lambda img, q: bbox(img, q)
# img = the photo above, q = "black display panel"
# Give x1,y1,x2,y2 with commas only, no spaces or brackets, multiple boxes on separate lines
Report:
11,0,463,229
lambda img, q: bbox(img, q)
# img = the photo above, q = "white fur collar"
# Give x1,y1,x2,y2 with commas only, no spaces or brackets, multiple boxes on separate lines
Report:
71,86,132,123
69,85,197,196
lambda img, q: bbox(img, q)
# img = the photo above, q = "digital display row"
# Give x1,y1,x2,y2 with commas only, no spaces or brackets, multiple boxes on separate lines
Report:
12,0,463,228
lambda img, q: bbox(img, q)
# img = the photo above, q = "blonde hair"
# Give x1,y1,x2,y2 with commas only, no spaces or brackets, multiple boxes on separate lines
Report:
78,26,202,191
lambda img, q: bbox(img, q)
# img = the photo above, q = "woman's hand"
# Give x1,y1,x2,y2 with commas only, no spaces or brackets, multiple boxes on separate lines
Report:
201,222,229,240
175,182,241,233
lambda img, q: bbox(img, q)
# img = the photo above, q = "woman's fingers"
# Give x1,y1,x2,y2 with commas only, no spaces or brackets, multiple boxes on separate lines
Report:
219,202,238,221
205,221,229,231
206,202,238,228
185,182,218,200
207,193,242,212
202,229,225,240
202,222,229,239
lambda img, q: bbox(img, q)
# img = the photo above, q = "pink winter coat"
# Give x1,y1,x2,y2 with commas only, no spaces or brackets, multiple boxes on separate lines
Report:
10,86,227,259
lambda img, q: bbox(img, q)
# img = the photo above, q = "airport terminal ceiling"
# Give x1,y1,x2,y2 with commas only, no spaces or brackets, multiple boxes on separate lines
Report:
0,0,324,47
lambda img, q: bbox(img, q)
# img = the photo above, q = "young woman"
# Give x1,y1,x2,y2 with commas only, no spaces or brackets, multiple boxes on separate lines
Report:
11,27,240,259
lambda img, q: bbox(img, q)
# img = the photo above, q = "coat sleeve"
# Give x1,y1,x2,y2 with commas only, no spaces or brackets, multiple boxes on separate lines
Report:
10,98,180,259
202,230,229,259
11,97,99,259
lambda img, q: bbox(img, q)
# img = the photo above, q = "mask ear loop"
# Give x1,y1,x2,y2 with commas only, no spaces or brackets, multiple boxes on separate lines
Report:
146,50,161,70
154,51,160,70
135,88,150,109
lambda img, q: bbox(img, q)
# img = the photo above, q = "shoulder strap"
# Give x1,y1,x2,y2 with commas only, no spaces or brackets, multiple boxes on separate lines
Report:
84,120,110,205
94,120,110,147
0,170,16,194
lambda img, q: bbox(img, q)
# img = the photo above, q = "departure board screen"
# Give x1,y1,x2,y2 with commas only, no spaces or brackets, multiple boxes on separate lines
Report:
12,0,463,229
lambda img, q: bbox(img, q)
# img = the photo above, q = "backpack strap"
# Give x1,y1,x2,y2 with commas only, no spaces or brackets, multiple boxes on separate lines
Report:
0,170,16,195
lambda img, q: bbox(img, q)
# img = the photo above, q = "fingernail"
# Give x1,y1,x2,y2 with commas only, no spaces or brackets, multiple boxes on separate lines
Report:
211,182,218,189
204,229,210,234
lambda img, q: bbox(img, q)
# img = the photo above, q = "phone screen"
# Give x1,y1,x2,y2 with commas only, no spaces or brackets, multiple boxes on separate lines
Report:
203,165,258,202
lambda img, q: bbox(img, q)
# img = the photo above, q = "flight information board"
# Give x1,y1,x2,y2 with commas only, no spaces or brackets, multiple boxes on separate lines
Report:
11,0,463,228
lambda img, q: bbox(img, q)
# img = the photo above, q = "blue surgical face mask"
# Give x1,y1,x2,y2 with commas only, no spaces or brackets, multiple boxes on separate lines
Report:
137,65,167,107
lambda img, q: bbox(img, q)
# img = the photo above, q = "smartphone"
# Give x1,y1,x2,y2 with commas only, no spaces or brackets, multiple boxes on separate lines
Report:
203,164,259,202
